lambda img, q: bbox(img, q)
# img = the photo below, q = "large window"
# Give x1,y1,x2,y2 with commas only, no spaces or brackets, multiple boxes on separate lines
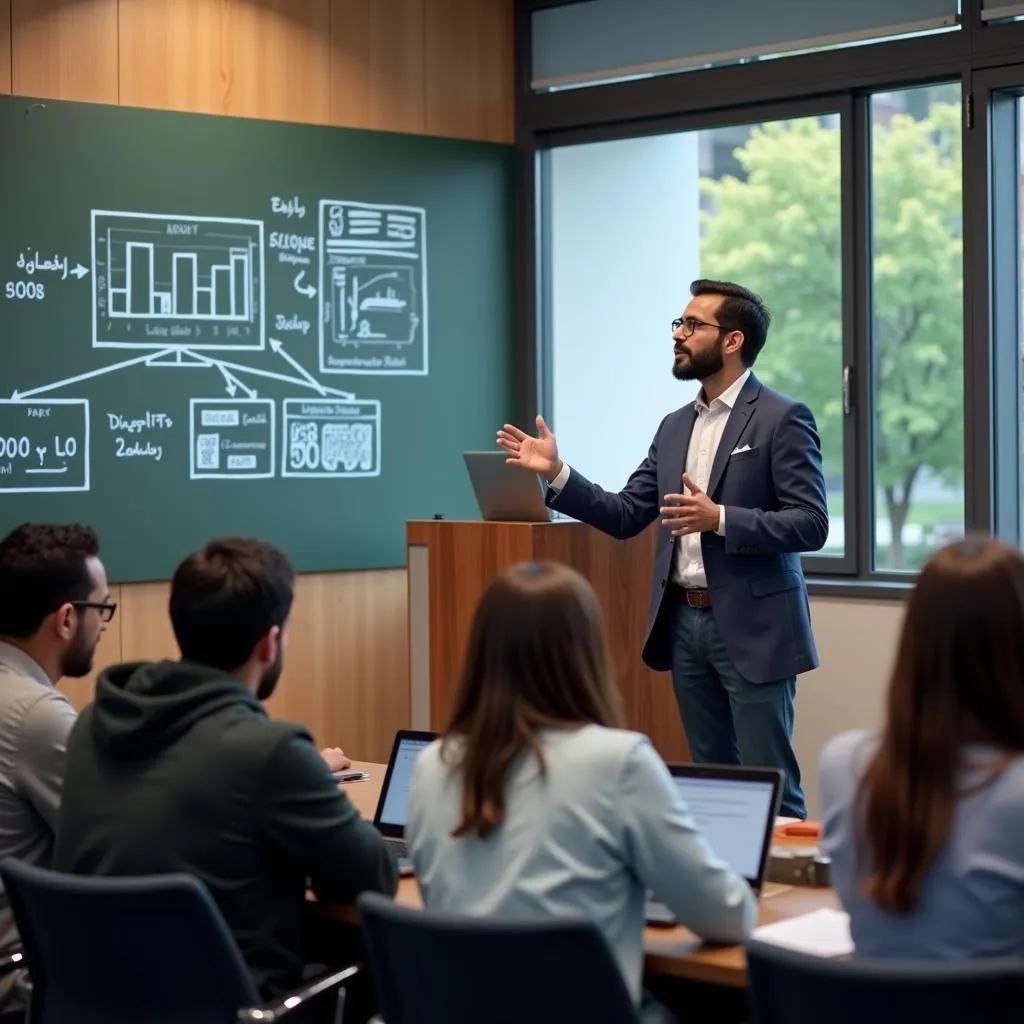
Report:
542,82,971,581
526,1,1024,590
869,84,964,572
546,113,844,559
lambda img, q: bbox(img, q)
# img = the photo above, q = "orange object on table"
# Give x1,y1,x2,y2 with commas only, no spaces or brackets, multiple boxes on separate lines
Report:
774,820,823,839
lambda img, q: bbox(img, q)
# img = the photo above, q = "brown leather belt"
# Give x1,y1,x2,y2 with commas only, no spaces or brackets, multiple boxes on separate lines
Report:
667,584,711,609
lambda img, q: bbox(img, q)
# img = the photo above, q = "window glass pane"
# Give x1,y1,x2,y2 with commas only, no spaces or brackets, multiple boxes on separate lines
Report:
532,0,959,92
980,0,1024,26
870,84,964,572
546,114,844,557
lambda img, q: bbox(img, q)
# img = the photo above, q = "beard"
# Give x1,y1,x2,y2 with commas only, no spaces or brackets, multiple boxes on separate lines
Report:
255,643,284,701
60,624,97,679
672,337,725,381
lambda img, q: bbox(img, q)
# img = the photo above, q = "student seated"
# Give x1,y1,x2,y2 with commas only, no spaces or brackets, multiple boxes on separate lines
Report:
821,536,1024,959
406,561,756,1019
0,523,112,1012
54,537,397,998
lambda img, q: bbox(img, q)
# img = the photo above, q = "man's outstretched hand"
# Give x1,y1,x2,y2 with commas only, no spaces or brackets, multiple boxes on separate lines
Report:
497,415,563,483
660,474,721,536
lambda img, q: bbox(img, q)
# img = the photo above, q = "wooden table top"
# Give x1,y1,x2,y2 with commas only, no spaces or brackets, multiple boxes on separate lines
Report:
325,760,837,988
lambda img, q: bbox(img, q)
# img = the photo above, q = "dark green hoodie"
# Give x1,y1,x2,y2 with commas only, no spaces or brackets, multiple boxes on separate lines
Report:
53,659,397,997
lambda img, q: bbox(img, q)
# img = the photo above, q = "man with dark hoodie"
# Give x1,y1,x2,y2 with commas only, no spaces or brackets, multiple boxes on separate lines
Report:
53,536,398,999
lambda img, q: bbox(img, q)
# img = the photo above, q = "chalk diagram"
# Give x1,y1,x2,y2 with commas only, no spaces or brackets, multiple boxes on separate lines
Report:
319,201,427,376
1,200,422,493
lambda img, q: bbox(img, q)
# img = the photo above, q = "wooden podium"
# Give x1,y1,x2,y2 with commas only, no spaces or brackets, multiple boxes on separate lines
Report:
406,519,690,763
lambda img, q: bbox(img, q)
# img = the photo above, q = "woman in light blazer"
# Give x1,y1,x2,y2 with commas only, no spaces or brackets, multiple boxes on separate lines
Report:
821,536,1024,958
406,561,755,1022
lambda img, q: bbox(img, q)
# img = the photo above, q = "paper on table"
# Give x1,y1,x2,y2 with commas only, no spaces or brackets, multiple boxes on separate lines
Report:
774,816,802,828
751,908,853,958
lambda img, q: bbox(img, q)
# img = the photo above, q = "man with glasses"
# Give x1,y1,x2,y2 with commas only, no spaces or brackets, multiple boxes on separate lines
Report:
498,279,827,819
0,522,113,1009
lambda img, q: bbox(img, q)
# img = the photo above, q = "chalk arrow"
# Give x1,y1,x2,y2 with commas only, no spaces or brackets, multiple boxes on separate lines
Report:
69,264,89,280
216,364,256,399
293,271,316,299
12,349,173,399
270,337,328,396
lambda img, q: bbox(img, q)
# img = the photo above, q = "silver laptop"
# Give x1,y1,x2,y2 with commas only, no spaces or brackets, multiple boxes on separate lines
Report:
646,763,783,926
463,451,552,522
372,730,438,875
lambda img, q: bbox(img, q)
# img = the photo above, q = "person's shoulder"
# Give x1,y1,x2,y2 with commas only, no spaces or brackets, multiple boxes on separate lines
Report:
820,728,877,787
412,737,445,778
558,724,650,771
750,376,807,415
220,712,315,766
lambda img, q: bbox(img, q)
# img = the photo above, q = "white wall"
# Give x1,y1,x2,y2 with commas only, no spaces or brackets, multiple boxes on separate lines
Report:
797,597,905,816
549,133,701,488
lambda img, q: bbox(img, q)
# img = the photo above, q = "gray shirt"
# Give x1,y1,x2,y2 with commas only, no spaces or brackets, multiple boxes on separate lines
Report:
821,728,1024,959
0,642,77,955
407,725,755,1004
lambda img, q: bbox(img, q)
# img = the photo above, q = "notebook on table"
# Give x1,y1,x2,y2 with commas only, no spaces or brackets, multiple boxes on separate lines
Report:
646,763,783,926
372,729,438,876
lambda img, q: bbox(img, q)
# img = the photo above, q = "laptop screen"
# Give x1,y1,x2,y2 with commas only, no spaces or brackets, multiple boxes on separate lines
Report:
672,774,778,882
377,735,434,829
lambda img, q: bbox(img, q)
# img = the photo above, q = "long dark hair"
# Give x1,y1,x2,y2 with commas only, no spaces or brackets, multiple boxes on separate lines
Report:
857,536,1024,913
443,561,625,839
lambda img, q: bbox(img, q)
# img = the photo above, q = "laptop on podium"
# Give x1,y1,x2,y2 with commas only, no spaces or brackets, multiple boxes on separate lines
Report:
645,763,783,925
463,451,552,522
371,730,438,875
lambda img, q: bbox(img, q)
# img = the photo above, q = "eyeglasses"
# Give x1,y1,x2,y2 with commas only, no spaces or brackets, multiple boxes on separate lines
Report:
672,316,729,337
71,600,118,623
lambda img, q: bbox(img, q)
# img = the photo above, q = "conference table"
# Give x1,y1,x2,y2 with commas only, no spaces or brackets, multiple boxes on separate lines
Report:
312,760,839,989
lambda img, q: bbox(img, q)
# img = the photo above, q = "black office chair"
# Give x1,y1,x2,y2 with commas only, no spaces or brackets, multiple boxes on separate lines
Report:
357,891,641,1024
0,857,359,1024
746,939,1024,1024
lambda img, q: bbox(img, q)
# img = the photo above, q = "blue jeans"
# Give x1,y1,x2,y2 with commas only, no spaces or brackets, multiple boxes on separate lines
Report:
668,603,806,819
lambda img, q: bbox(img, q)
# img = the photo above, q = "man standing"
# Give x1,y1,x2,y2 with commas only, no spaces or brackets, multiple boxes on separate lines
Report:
0,522,113,1006
498,279,827,818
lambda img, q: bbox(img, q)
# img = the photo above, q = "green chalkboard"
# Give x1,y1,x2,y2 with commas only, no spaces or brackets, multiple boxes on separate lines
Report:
0,95,515,582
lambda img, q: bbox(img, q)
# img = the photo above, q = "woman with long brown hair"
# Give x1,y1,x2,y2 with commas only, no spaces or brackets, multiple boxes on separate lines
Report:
820,536,1024,956
406,561,755,1012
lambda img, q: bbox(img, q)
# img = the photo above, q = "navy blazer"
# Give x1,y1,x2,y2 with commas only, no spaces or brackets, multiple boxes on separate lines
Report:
547,374,828,684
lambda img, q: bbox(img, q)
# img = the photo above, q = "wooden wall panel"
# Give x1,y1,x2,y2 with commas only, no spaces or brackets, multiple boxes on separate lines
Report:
11,0,117,102
424,0,514,142
8,0,513,760
118,0,332,124
328,0,424,133
0,0,11,94
266,569,410,762
119,580,177,664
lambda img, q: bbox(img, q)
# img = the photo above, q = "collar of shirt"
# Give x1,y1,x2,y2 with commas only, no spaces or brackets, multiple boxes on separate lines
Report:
695,368,751,416
0,640,53,688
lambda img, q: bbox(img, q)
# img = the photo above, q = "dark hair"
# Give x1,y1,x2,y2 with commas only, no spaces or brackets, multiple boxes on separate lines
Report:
856,536,1024,913
0,523,100,638
442,561,625,840
690,278,771,366
169,537,295,672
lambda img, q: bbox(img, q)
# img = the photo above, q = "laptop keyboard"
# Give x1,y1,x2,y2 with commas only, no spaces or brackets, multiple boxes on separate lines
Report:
386,836,408,859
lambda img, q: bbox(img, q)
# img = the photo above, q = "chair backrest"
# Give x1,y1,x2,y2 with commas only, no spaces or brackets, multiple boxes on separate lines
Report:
357,891,640,1024
746,940,1024,1024
0,857,260,1024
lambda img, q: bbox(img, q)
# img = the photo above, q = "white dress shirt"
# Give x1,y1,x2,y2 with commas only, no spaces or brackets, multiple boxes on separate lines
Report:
549,369,750,589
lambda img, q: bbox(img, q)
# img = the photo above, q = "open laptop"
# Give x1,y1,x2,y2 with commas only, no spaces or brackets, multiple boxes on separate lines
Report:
463,451,552,522
645,764,783,926
372,729,439,875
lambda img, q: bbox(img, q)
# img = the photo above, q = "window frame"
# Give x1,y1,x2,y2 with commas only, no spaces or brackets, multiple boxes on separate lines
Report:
514,0,1024,595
